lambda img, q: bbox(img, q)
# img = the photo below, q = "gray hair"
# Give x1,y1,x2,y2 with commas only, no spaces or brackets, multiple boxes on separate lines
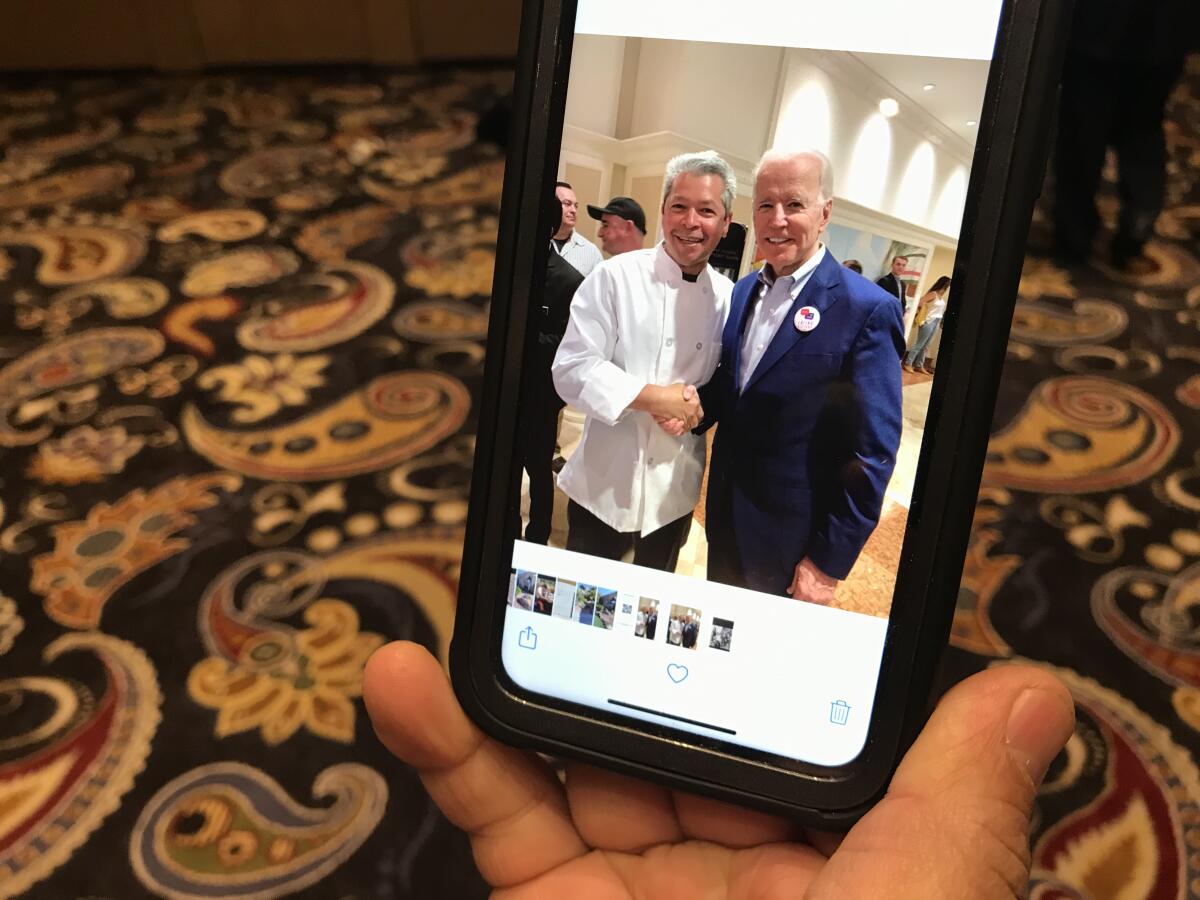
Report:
753,149,834,201
661,151,736,217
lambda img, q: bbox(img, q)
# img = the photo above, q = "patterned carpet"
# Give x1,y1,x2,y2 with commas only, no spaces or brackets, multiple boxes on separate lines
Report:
0,58,1198,898
939,58,1200,898
0,69,502,899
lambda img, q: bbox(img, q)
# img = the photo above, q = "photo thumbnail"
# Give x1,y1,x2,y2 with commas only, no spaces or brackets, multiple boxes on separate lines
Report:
573,583,598,625
636,598,659,640
534,574,556,615
594,588,617,629
514,570,535,611
615,594,638,632
709,617,734,651
668,604,702,650
552,578,577,618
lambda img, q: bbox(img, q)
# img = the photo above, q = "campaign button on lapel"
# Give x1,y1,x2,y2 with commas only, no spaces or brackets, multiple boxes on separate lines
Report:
794,306,820,332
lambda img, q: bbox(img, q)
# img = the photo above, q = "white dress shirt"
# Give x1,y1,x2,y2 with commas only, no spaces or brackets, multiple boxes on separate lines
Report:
553,229,604,277
552,243,733,535
738,245,826,391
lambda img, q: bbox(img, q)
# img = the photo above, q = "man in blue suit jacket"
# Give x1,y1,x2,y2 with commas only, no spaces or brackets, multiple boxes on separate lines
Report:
698,150,904,603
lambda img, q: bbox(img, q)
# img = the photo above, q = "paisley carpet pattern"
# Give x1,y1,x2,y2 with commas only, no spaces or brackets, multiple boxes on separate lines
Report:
0,59,1197,898
0,70,504,899
940,58,1200,899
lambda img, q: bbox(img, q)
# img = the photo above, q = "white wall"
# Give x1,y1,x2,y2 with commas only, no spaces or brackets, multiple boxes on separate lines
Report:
563,35,626,137
629,40,785,165
560,36,972,272
769,49,972,238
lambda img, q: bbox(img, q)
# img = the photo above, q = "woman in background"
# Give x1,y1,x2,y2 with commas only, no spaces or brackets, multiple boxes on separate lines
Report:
903,276,951,374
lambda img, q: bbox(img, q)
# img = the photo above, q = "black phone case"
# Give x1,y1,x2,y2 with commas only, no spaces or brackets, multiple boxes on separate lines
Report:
450,0,1074,826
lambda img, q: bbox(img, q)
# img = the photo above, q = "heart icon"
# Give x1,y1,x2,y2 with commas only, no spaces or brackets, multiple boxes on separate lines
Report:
667,663,689,683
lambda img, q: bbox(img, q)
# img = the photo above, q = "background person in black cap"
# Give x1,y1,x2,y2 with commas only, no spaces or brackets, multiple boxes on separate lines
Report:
587,196,647,257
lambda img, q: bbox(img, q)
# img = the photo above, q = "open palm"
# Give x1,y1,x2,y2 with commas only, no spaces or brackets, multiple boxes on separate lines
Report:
364,643,1073,899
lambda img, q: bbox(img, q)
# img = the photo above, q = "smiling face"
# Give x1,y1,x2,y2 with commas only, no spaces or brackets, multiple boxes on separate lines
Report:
660,172,731,275
753,155,831,278
555,185,578,238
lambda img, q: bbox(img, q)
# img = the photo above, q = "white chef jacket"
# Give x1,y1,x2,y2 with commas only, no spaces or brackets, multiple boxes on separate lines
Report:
553,230,604,277
552,243,732,535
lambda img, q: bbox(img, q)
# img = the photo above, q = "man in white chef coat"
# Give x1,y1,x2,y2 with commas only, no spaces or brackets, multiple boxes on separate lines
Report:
551,150,736,571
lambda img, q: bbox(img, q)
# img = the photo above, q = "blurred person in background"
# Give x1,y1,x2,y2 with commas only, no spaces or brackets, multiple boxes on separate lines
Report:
1052,0,1197,274
904,276,951,374
519,191,585,544
875,254,908,313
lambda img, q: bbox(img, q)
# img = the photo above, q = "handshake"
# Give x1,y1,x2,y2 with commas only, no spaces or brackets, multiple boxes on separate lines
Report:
648,383,702,436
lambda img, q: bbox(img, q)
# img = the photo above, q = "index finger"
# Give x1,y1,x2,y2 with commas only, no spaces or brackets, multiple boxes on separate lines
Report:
363,642,588,887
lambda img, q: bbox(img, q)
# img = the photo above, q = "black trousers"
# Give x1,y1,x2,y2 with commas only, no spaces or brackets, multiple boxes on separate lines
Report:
1054,52,1186,262
565,500,692,573
520,394,563,545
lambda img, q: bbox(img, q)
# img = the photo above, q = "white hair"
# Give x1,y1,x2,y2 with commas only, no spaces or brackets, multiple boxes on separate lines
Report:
661,151,736,217
753,149,834,201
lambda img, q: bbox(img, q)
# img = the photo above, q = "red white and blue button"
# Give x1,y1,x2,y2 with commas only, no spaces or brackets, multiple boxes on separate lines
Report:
794,306,820,332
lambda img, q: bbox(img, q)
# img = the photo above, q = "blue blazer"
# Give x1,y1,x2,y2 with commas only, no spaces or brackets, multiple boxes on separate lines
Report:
700,251,904,594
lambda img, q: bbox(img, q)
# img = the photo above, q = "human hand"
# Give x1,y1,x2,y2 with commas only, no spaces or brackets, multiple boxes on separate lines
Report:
675,383,703,429
632,384,702,429
652,414,687,436
788,556,838,604
658,383,702,429
364,642,1075,899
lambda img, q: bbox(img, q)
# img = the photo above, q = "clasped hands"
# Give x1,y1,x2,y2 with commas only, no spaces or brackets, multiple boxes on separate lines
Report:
650,383,701,436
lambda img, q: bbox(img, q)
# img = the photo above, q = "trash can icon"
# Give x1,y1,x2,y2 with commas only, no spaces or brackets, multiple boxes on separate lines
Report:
829,700,851,725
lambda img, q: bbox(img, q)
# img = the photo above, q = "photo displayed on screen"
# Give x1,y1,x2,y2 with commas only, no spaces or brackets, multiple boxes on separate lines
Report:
709,618,734,652
635,598,659,640
501,0,1002,768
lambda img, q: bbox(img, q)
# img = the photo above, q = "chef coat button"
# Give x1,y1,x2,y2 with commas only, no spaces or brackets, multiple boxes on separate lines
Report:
696,342,703,349
666,338,674,347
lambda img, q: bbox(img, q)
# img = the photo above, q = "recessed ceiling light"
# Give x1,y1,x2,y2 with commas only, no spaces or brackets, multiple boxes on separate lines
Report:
922,83,936,91
966,120,978,127
879,98,900,117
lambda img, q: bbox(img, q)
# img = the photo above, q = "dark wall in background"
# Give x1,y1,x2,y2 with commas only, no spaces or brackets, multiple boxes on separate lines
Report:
0,0,521,69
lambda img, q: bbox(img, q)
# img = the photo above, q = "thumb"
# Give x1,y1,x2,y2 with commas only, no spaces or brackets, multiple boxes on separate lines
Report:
810,664,1074,900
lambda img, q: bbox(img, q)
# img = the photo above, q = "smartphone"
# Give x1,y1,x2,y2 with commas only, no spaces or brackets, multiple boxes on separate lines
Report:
452,0,1072,824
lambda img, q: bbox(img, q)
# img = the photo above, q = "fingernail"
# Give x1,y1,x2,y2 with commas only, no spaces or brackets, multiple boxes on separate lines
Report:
1004,687,1075,783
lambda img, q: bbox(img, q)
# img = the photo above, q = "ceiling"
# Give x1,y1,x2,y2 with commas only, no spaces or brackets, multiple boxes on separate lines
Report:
849,52,991,148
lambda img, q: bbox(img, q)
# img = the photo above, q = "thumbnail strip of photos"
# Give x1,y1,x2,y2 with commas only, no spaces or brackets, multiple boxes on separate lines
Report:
510,568,735,652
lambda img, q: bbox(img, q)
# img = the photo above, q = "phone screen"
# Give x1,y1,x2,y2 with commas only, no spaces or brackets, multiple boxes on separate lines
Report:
500,0,1005,768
